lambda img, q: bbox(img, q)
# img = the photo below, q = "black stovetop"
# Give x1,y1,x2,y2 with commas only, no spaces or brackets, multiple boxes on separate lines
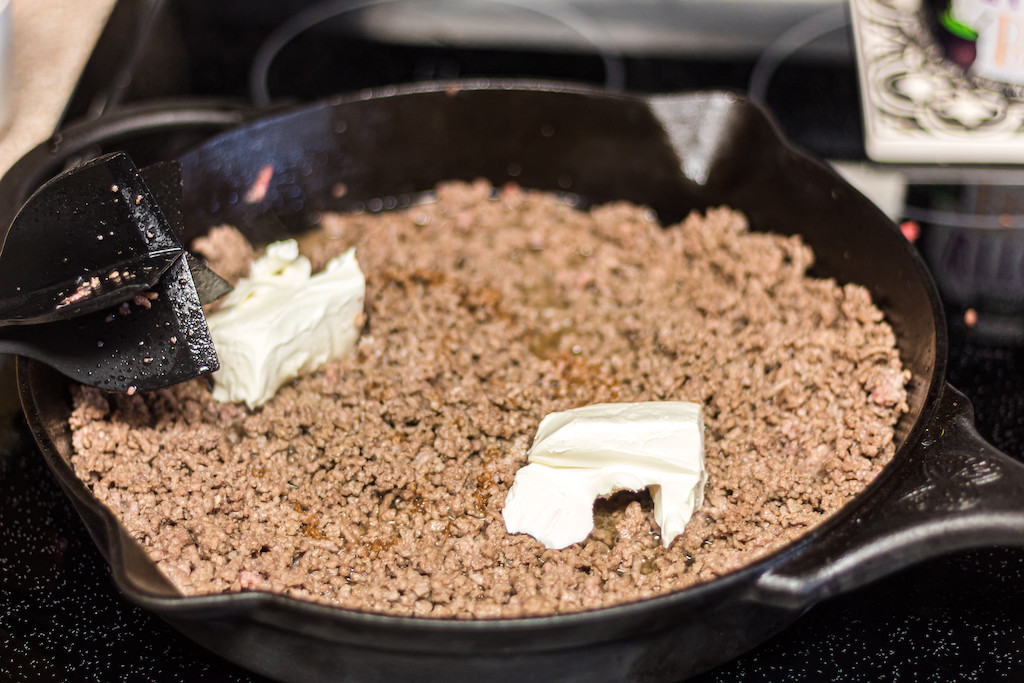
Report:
2,1,1023,680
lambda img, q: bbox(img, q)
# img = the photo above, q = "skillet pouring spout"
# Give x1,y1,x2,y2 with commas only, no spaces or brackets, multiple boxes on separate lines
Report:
755,383,1024,610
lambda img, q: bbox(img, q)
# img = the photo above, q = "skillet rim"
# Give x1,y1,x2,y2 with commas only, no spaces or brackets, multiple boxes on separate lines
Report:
14,78,948,641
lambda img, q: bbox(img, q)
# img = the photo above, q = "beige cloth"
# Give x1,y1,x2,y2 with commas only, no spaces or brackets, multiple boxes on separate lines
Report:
0,0,117,176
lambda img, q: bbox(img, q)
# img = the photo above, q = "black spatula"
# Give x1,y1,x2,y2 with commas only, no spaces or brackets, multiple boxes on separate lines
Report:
0,152,229,393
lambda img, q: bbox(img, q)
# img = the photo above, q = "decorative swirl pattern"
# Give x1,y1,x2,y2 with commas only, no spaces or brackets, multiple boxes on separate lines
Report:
898,451,1003,512
852,0,1024,161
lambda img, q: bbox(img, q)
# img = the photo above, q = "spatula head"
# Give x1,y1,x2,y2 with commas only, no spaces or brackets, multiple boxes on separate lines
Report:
0,153,225,392
0,152,184,325
0,251,218,392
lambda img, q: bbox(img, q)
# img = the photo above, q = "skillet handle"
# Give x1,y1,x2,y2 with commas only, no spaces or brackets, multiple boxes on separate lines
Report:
754,382,1024,609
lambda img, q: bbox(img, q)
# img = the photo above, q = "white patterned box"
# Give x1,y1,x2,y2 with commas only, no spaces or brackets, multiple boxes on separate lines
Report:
852,0,1024,163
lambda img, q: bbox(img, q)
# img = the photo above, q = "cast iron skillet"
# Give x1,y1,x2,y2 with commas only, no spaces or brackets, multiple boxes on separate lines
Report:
11,81,1024,683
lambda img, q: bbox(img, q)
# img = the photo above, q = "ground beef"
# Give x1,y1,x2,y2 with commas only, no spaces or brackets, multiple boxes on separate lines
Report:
191,224,256,286
69,180,909,619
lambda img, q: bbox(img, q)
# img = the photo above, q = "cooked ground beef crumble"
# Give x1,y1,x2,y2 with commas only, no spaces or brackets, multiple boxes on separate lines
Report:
69,180,909,619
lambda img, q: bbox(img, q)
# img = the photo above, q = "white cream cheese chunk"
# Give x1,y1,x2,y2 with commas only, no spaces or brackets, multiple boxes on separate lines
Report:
502,402,706,549
206,240,365,408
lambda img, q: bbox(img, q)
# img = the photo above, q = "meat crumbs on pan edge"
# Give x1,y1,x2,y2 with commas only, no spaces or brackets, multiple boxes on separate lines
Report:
69,180,909,619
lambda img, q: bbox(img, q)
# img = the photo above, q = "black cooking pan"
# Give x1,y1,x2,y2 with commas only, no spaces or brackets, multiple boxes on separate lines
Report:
11,81,1024,683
